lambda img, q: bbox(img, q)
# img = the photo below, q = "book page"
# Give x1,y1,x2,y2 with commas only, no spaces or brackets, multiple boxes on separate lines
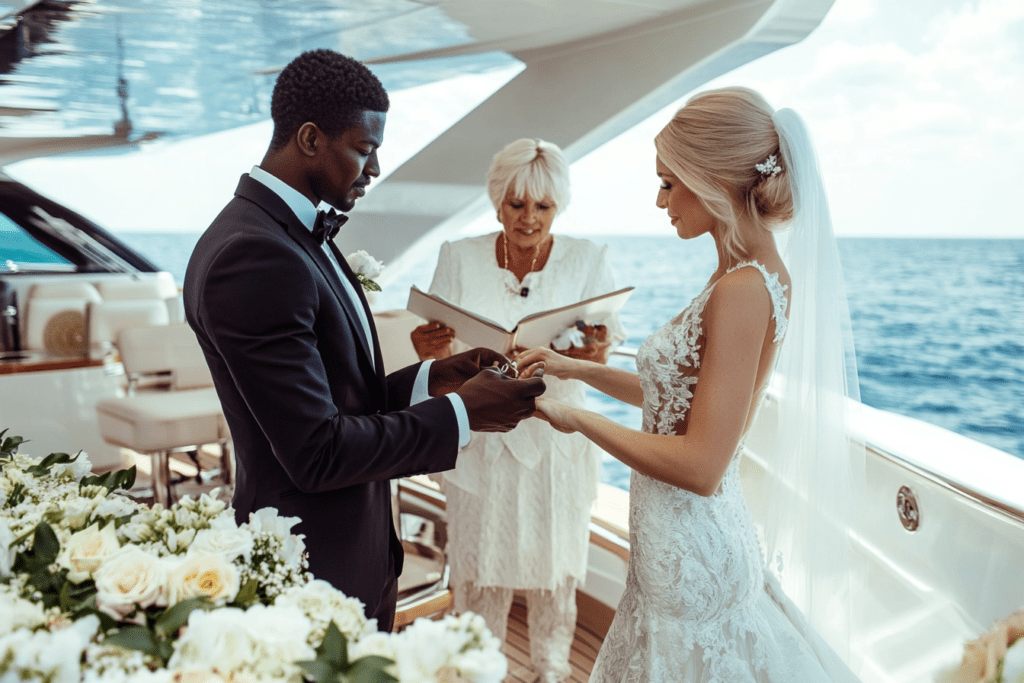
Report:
406,286,516,353
514,287,634,349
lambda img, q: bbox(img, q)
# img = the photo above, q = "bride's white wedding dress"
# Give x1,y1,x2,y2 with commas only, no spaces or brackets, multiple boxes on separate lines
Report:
589,261,860,683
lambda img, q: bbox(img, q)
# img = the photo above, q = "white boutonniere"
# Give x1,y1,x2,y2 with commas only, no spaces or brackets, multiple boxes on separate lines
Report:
345,250,384,292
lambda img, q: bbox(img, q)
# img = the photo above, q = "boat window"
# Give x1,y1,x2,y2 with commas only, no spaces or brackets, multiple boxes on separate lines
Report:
0,212,75,272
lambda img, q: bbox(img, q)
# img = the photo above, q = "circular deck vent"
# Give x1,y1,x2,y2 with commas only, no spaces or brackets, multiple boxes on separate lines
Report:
896,486,920,532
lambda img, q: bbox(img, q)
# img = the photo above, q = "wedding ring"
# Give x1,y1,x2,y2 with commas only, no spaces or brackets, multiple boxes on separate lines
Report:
498,360,519,378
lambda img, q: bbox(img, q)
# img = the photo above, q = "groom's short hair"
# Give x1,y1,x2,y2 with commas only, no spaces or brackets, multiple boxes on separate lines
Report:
269,49,389,151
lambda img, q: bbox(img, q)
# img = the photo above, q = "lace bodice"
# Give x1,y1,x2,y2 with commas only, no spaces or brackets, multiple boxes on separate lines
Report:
637,261,788,438
589,261,841,683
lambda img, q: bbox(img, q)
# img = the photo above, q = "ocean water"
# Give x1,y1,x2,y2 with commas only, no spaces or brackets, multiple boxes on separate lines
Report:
120,232,1024,491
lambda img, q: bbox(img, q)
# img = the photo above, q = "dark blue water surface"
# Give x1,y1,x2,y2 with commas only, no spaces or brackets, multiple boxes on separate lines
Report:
123,233,1024,491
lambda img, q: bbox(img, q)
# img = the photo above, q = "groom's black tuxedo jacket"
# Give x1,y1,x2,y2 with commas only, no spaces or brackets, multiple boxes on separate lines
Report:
184,174,460,624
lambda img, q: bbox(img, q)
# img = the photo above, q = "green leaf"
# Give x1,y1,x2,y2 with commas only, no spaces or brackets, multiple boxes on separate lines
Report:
71,605,117,632
233,578,259,608
0,430,24,457
158,638,175,664
297,659,342,683
104,626,162,659
345,656,398,683
25,451,78,477
80,466,137,493
61,579,98,614
319,621,350,669
32,521,61,565
5,481,24,507
355,274,382,292
155,596,212,637
59,581,72,612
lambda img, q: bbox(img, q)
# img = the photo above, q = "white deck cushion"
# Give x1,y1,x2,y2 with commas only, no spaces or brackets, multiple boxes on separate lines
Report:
87,299,170,351
96,387,226,452
96,278,170,300
27,281,102,301
117,322,212,389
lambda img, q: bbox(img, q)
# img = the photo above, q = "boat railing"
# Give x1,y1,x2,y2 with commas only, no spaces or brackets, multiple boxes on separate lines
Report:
610,345,1024,526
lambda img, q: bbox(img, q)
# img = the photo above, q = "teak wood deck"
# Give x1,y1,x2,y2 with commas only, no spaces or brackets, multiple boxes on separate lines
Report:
502,593,609,683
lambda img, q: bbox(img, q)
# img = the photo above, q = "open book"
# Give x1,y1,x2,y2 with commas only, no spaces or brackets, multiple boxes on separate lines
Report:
407,285,634,354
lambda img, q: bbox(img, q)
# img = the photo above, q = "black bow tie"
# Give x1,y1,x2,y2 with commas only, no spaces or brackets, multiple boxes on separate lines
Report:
312,208,348,244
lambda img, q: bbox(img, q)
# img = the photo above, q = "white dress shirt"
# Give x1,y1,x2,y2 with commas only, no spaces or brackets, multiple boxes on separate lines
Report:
249,166,469,447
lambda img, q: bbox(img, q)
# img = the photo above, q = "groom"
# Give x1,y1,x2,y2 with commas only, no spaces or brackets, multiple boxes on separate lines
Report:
183,49,544,629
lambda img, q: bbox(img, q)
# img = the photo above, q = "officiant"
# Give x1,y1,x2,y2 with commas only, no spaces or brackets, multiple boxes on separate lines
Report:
409,138,626,683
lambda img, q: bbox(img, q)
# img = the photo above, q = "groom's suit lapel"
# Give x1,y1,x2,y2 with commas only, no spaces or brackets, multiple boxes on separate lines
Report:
326,238,388,388
234,176,384,398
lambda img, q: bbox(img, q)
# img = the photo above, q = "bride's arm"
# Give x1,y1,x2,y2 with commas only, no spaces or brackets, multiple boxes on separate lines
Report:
537,278,772,496
516,346,644,407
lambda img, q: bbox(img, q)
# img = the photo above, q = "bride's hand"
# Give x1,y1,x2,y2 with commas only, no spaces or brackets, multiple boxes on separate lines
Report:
533,397,577,434
516,346,581,381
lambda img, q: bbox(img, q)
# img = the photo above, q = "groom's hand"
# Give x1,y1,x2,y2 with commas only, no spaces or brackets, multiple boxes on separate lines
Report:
455,368,546,432
428,347,509,396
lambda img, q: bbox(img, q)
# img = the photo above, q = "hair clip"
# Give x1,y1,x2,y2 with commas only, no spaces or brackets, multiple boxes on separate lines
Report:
755,154,783,177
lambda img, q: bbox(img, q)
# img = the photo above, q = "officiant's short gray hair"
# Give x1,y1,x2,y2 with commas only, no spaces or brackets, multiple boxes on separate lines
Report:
487,138,571,214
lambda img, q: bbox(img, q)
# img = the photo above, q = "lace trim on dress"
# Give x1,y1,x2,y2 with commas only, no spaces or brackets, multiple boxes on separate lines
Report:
636,261,788,438
724,261,789,343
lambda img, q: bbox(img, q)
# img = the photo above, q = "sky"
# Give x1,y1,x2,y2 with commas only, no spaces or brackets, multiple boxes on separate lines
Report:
7,0,1024,239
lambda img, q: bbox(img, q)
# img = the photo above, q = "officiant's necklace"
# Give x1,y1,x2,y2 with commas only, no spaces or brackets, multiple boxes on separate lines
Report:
501,232,543,297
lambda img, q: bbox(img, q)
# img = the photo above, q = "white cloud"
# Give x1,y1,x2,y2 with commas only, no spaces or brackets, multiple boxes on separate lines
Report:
570,0,1024,238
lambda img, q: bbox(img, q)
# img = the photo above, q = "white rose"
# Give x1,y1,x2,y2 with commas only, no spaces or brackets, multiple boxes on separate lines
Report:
166,552,240,605
241,604,315,681
1004,637,1024,683
168,608,256,675
94,546,167,621
345,250,383,279
61,521,121,583
189,527,254,564
391,619,453,683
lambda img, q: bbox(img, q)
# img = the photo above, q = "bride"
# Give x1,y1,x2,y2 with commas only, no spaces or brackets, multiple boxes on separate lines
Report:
517,87,864,682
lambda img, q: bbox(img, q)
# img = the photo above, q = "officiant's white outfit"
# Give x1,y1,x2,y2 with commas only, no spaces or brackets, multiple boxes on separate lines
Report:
427,231,626,682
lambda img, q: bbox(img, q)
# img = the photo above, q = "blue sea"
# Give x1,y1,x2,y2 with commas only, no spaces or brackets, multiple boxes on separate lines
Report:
120,233,1024,491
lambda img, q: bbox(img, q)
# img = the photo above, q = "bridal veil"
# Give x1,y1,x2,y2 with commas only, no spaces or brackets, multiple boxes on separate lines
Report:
754,107,867,670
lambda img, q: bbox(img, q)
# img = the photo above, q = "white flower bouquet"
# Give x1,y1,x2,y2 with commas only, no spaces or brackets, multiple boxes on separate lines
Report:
938,607,1024,683
0,429,506,683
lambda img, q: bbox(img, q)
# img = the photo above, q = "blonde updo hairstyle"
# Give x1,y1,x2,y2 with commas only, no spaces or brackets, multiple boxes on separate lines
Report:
487,138,571,216
655,87,793,260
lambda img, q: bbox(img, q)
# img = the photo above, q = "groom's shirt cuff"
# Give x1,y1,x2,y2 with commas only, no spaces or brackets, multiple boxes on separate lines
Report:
413,360,470,449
